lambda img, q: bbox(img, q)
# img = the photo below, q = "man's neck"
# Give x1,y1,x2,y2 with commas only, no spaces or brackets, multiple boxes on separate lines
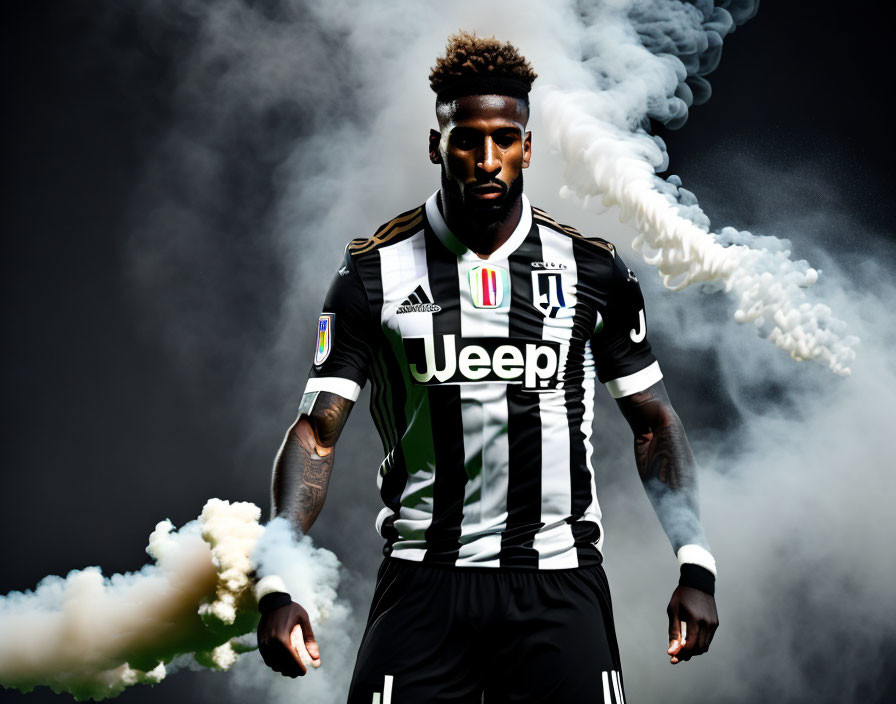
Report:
437,190,523,259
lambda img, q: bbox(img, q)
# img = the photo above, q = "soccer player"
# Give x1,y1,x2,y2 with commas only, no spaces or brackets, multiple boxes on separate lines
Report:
256,32,718,702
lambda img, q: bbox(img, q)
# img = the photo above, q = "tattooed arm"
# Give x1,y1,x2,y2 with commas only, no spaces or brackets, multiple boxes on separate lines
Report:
257,390,354,678
615,380,707,554
271,391,355,534
616,380,719,664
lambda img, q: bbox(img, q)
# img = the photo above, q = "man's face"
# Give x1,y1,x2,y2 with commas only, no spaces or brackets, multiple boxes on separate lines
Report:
429,94,532,224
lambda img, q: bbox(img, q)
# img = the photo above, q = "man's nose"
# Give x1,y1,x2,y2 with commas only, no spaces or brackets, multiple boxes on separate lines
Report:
477,137,500,175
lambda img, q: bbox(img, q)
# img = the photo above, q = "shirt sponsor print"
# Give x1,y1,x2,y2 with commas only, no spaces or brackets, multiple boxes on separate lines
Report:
403,335,562,391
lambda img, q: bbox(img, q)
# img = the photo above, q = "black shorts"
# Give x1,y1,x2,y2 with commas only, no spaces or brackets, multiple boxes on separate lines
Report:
347,557,627,703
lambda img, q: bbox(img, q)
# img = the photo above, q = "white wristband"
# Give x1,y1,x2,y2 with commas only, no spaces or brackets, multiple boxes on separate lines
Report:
254,574,290,601
677,544,717,577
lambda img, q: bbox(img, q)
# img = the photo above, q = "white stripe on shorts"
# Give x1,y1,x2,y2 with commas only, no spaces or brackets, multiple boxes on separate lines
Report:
602,671,612,702
612,670,625,703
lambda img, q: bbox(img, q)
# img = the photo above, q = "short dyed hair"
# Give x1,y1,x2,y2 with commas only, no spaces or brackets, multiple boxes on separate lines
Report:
429,31,537,104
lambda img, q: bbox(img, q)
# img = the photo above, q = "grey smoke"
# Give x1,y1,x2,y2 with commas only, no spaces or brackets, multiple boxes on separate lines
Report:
54,1,895,702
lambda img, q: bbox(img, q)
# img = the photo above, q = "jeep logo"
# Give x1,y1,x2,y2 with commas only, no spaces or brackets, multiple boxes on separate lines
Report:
403,335,561,391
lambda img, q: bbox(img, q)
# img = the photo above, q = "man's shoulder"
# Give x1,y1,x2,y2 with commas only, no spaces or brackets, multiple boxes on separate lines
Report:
530,204,617,259
346,203,427,258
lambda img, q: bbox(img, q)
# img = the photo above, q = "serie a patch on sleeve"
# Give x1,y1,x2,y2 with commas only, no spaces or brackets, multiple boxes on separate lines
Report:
314,313,333,365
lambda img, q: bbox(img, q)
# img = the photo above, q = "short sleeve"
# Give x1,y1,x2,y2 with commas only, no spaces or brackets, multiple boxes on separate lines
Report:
592,254,662,398
303,246,374,402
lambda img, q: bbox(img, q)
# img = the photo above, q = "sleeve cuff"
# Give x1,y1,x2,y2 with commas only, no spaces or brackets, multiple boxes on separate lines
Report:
604,361,663,398
254,574,289,601
303,376,362,402
677,544,717,577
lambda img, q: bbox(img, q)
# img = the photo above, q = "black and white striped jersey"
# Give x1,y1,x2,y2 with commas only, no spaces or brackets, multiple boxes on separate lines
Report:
303,191,662,569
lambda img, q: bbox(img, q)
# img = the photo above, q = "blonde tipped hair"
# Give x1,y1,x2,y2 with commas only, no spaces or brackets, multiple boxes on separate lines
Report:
429,31,537,94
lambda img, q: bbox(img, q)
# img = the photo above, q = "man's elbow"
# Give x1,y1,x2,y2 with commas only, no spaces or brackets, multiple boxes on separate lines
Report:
291,417,334,459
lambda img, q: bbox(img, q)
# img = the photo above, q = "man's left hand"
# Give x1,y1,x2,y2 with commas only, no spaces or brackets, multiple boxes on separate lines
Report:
666,585,718,664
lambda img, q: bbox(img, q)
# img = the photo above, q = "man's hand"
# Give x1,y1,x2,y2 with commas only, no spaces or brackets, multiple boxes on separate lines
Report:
257,601,321,677
666,585,718,664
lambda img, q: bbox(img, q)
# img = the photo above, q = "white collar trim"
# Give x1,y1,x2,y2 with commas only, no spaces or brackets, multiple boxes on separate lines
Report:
425,190,532,262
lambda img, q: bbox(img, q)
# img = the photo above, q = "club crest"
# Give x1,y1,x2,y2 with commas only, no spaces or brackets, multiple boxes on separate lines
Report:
532,270,568,318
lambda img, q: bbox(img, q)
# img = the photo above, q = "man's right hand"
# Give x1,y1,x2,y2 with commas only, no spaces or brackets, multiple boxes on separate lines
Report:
257,601,321,677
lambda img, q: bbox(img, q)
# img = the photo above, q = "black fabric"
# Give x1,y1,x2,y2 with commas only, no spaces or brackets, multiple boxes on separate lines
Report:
355,245,410,551
346,558,625,703
499,222,544,568
570,520,603,565
679,563,716,596
436,76,531,103
373,341,411,551
308,246,375,389
566,237,598,527
565,236,607,564
257,591,292,614
591,252,657,386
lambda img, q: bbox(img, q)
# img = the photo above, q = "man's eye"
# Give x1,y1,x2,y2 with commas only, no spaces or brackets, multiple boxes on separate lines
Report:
494,134,516,148
453,133,478,150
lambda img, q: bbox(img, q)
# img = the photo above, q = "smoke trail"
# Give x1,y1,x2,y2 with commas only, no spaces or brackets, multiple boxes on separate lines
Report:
535,0,857,374
0,500,346,700
598,159,896,702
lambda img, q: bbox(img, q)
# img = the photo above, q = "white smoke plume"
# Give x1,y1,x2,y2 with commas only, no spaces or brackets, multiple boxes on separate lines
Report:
0,500,345,700
536,0,857,374
223,518,357,703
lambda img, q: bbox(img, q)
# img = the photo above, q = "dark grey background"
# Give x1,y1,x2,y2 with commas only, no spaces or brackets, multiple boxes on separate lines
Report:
2,1,894,702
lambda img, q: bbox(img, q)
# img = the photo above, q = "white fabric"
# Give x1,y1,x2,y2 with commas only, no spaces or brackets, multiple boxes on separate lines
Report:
677,543,717,577
604,360,663,398
303,376,362,402
601,671,612,703
453,246,511,568
377,232,435,563
254,574,289,600
533,227,578,568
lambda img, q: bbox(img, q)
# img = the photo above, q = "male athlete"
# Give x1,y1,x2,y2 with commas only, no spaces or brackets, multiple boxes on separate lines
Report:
255,32,718,702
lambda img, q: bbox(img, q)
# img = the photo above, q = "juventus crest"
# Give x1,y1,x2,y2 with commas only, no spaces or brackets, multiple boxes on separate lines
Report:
532,270,568,318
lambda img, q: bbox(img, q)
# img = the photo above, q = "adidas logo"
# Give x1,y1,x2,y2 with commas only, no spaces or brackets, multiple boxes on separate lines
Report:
396,285,441,314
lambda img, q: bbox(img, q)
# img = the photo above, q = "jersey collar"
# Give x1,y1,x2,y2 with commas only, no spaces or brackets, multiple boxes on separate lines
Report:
425,190,533,262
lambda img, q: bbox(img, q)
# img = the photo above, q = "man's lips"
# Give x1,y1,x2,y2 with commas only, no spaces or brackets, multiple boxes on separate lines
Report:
469,184,506,200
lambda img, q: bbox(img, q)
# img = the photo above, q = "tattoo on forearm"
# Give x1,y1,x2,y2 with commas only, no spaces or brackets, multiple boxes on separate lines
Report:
313,393,351,447
271,392,353,534
618,382,695,486
635,420,694,490
617,381,707,552
295,440,333,526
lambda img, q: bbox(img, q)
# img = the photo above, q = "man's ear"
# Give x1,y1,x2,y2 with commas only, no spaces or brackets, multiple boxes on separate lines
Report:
429,129,443,164
522,130,532,168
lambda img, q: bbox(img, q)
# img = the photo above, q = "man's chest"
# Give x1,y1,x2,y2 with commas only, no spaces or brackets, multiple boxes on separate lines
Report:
378,256,597,392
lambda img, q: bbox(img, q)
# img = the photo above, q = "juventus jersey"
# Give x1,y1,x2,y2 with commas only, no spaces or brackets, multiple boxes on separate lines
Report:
303,192,662,570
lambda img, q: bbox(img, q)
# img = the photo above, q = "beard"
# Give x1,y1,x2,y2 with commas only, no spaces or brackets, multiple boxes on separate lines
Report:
440,166,524,232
